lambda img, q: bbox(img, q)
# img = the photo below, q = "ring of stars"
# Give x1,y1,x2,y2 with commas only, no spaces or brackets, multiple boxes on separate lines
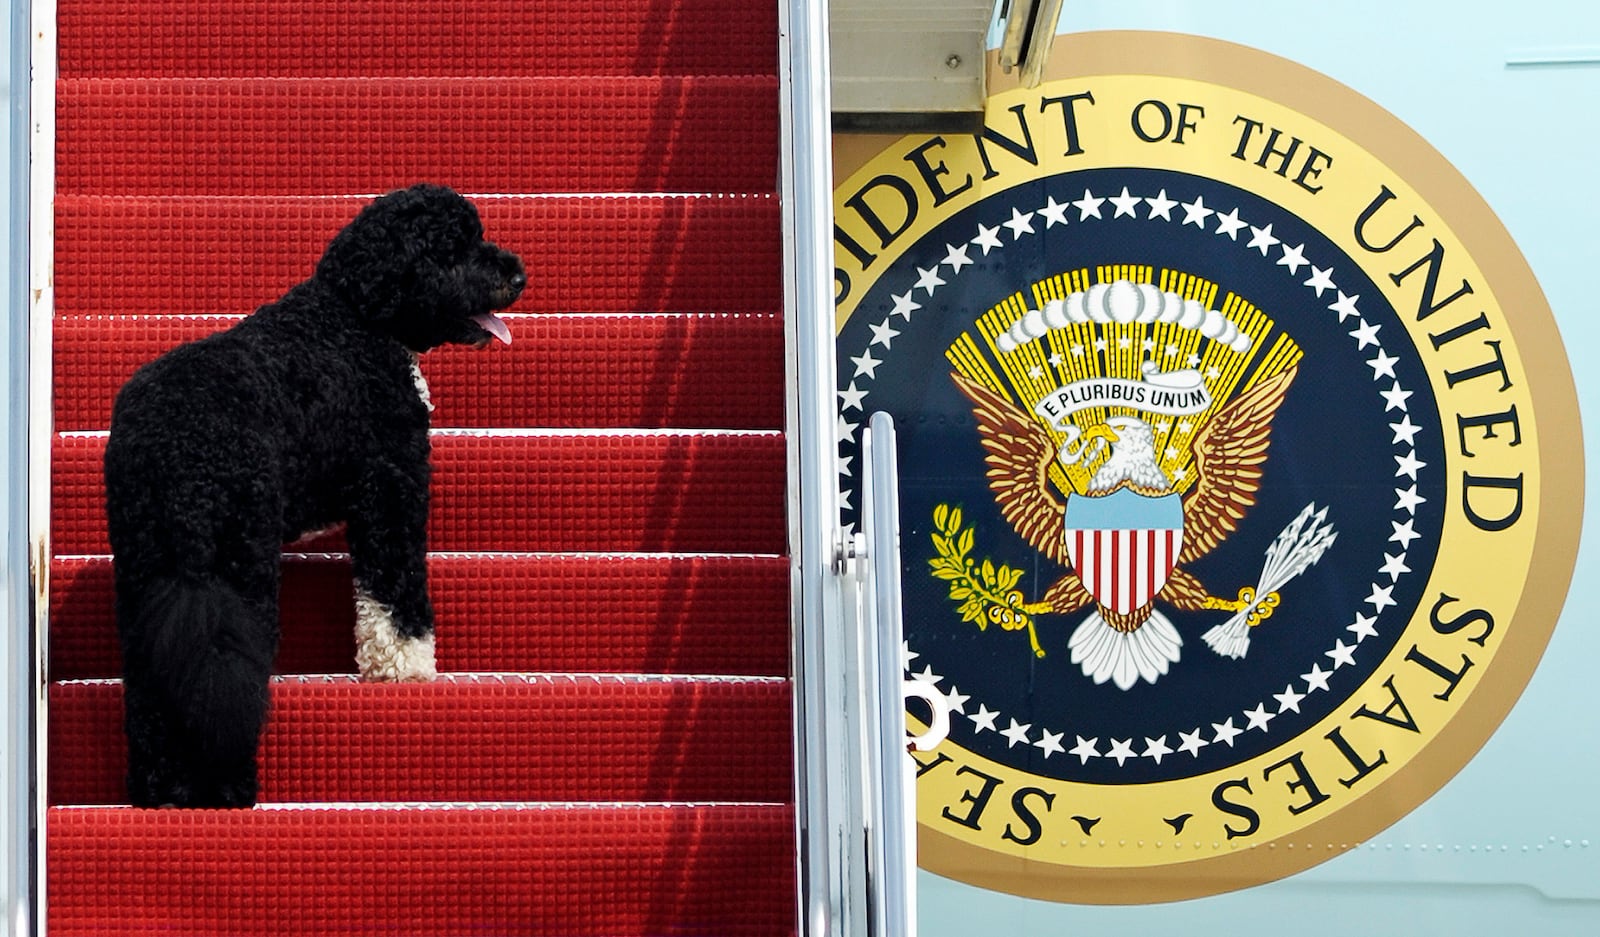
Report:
840,183,1431,773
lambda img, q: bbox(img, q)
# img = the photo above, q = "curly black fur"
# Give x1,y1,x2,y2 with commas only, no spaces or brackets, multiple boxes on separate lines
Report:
104,184,525,807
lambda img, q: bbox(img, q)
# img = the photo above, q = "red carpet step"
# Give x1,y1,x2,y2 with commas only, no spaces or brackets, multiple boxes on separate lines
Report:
49,803,795,937
49,552,790,681
59,0,776,79
56,77,778,196
50,675,792,805
54,312,783,431
51,430,787,555
54,194,781,318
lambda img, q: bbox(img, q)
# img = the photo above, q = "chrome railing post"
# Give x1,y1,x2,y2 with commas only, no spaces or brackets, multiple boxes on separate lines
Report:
779,0,865,934
3,0,43,932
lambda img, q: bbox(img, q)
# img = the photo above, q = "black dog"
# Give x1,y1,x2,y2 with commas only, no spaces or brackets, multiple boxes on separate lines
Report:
104,184,525,807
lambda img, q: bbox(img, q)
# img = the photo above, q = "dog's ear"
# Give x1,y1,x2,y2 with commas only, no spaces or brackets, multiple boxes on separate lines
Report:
315,184,484,325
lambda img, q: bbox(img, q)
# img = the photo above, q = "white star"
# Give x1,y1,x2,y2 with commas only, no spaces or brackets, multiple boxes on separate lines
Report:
1305,265,1336,297
836,452,853,479
1069,736,1101,764
1071,344,1086,357
1390,518,1421,549
1144,189,1178,220
1035,729,1066,759
1211,718,1243,747
1247,223,1280,256
942,242,973,273
1348,612,1379,641
1141,338,1156,352
968,704,998,733
1244,703,1276,732
1367,350,1399,379
1117,335,1132,349
913,664,942,684
1178,728,1209,757
1186,353,1201,367
943,685,970,715
1109,187,1143,218
972,223,1004,255
1214,207,1247,240
890,290,921,320
914,265,945,295
1325,639,1358,669
1003,206,1036,239
1390,415,1421,446
836,413,859,443
1093,338,1109,352
1000,719,1033,748
850,349,881,378
1328,292,1362,321
1048,352,1066,367
1301,663,1332,692
1073,189,1105,220
1037,195,1072,228
1106,738,1137,766
1274,684,1307,714
1028,365,1045,380
1380,382,1413,412
1165,343,1180,357
1380,552,1412,582
1142,735,1173,764
1394,450,1426,480
1366,583,1397,613
902,642,918,669
1349,319,1382,349
1394,484,1426,514
1277,243,1309,274
868,318,901,349
838,381,867,411
1180,195,1214,228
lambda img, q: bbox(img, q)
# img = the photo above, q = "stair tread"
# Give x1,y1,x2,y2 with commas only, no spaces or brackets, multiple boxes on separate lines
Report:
59,0,777,79
57,76,778,196
49,802,796,937
54,193,781,317
52,430,788,555
51,674,793,806
54,312,783,431
50,552,790,680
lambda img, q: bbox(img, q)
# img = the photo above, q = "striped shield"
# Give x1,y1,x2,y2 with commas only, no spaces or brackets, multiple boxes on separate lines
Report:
1063,489,1185,615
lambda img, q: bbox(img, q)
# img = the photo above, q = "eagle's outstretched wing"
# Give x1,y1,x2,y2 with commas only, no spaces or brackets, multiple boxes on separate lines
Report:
949,370,1073,569
1177,365,1298,566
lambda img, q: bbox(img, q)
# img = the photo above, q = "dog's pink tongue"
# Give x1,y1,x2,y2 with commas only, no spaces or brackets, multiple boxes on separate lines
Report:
473,313,512,346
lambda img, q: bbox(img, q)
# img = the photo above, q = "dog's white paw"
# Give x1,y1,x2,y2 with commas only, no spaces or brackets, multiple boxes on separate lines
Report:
353,590,437,682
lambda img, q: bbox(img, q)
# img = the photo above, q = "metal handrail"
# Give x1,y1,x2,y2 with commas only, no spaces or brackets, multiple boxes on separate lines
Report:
860,413,949,937
778,0,867,934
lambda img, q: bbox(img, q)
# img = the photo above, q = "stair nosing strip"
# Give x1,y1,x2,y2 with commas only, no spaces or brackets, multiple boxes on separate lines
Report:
55,550,789,562
53,800,792,811
56,672,790,688
57,427,784,440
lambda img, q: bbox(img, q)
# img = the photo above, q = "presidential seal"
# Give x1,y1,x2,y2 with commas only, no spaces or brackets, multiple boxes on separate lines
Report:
832,32,1581,903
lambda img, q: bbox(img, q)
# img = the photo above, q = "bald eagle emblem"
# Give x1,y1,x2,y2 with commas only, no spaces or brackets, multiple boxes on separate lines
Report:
940,280,1338,690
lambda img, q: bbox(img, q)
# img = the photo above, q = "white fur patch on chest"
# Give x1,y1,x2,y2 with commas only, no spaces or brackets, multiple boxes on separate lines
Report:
408,353,434,413
353,588,437,683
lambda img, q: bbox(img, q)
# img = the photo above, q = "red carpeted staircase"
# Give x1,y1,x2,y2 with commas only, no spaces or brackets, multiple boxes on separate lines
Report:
45,2,797,934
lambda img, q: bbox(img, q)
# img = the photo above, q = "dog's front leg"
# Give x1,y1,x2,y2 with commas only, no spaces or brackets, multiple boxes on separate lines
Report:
346,458,438,683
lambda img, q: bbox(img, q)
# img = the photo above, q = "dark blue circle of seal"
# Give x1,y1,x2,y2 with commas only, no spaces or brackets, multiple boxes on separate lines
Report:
837,167,1447,785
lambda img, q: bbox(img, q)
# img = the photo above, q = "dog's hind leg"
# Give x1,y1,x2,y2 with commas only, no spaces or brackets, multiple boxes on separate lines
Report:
347,455,438,683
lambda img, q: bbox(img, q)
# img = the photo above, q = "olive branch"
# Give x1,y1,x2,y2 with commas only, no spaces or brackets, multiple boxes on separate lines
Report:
928,503,1046,658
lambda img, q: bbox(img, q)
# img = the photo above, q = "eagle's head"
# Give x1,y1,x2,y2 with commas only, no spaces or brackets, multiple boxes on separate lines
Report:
1086,416,1171,495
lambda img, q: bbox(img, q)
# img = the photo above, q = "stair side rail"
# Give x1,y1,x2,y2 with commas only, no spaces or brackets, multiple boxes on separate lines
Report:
779,0,873,934
4,0,49,933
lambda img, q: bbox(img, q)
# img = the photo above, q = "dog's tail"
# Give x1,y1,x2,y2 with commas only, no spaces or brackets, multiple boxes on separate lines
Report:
128,576,274,767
